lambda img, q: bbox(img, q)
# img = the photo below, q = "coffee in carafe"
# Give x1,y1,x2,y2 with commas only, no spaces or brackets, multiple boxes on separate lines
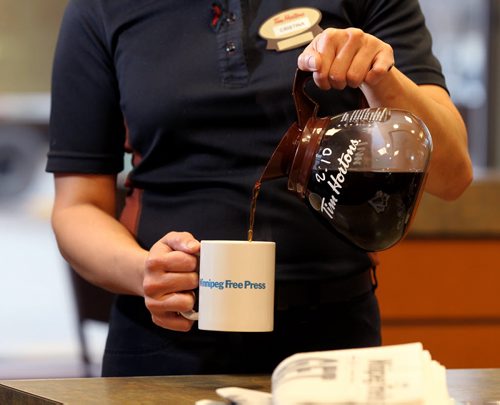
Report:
248,70,432,251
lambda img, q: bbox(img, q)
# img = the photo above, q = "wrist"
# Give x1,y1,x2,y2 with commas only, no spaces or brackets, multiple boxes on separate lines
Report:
360,68,409,107
135,249,149,297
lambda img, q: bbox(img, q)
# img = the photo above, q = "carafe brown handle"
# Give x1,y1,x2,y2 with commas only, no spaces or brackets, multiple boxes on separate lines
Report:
292,69,319,130
256,70,322,183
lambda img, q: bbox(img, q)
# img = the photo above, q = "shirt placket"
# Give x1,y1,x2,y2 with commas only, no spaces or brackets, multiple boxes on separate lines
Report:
214,0,249,88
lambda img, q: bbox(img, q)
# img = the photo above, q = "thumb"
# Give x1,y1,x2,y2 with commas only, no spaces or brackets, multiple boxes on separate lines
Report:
297,51,320,72
162,231,200,253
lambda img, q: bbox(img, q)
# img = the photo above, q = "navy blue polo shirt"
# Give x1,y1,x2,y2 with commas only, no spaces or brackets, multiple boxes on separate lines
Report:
47,0,446,281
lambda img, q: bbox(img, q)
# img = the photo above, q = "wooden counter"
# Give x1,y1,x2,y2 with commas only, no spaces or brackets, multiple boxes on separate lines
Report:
1,369,500,404
0,375,267,405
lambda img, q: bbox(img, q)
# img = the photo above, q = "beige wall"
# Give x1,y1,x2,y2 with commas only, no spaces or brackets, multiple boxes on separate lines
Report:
0,0,67,92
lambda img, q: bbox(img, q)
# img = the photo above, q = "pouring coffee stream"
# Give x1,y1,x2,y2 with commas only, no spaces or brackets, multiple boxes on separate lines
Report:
248,70,316,242
248,70,433,251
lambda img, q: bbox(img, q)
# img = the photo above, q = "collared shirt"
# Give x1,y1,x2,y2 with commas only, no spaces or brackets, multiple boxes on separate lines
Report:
47,0,445,280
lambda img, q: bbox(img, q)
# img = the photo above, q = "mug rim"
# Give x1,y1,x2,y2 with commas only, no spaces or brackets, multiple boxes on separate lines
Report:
200,240,275,245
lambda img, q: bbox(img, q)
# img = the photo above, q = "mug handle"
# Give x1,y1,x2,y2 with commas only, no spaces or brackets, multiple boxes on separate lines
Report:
179,290,199,320
179,309,198,321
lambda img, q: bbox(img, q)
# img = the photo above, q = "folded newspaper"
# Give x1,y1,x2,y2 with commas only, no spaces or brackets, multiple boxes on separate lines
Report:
198,342,454,405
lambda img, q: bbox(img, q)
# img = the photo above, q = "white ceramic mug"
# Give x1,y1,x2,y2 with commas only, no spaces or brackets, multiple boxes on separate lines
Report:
181,240,276,332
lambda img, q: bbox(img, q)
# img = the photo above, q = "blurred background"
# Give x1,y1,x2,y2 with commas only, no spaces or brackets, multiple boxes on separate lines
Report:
0,0,106,379
0,0,499,379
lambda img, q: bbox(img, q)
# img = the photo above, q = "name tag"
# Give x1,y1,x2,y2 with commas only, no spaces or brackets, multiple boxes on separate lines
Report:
259,7,323,52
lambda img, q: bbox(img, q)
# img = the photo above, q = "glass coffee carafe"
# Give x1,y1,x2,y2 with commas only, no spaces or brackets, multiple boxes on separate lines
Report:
256,70,433,251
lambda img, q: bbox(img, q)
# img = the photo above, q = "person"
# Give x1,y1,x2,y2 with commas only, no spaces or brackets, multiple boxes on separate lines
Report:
47,0,472,377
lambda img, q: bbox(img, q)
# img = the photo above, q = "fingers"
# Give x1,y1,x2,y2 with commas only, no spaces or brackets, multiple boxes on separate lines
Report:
160,231,200,254
364,52,395,86
320,28,362,90
298,28,336,90
143,266,199,297
146,247,199,275
151,310,195,332
146,231,200,277
146,289,196,313
297,49,320,72
145,280,198,331
144,271,198,331
298,27,394,90
143,231,201,332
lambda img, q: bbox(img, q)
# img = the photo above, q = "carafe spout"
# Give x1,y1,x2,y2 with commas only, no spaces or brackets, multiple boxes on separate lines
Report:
260,123,301,182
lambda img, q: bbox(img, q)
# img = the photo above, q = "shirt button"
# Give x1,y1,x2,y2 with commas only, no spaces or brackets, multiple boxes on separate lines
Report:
225,41,237,53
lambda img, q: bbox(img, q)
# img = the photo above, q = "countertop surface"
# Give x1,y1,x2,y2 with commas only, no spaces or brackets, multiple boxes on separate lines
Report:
1,369,500,404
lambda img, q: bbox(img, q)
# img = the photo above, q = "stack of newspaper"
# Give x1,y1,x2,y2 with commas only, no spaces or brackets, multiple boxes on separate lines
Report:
207,342,454,405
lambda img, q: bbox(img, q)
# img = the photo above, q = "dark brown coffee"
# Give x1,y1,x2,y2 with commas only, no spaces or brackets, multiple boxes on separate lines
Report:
306,170,425,251
247,181,261,242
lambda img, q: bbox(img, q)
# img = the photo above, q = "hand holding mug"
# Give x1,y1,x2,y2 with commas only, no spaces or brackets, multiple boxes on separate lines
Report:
143,231,200,332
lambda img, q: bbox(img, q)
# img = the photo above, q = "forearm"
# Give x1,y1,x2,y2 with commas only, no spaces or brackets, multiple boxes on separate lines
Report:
52,203,147,296
361,67,473,200
50,172,201,332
